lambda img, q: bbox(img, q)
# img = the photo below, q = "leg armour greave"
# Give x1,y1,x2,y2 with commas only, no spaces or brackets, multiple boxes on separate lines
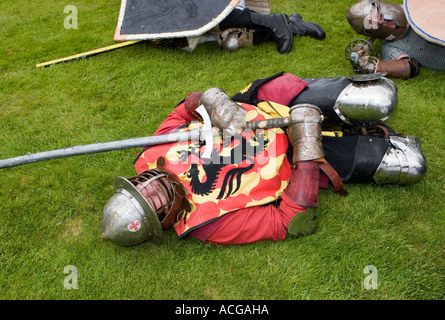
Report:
287,104,325,162
322,131,426,186
283,104,325,237
373,135,427,185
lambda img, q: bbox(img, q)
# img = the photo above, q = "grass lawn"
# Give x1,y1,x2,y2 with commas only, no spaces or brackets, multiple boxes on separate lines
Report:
0,0,443,301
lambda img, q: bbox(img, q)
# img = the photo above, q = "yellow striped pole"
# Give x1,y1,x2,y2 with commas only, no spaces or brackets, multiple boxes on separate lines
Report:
36,40,142,68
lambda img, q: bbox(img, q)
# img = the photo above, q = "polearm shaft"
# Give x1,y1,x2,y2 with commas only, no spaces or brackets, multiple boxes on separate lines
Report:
0,116,292,169
0,130,200,169
245,117,291,130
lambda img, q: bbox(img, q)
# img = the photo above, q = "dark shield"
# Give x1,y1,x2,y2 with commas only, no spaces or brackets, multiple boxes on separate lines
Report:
114,0,240,41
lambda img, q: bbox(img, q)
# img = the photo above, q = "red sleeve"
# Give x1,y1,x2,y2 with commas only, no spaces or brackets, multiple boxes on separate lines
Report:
257,73,307,106
153,102,193,135
134,101,193,173
190,192,306,245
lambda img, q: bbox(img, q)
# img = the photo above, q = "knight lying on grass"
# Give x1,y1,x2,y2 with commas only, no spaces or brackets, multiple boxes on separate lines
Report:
101,72,426,246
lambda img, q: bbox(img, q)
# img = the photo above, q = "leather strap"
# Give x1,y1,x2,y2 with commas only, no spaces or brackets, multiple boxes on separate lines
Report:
160,184,190,229
319,161,348,196
155,156,192,229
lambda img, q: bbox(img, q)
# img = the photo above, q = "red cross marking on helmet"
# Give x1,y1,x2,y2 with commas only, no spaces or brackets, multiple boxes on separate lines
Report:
128,220,141,232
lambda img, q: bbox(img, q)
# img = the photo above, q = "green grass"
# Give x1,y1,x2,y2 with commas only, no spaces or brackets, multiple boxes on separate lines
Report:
0,0,444,300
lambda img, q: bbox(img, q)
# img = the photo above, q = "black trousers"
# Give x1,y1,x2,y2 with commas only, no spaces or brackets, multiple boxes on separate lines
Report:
219,8,275,44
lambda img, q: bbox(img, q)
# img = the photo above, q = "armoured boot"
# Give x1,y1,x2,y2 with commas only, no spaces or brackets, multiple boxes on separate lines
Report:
287,13,326,40
283,104,325,237
249,12,293,54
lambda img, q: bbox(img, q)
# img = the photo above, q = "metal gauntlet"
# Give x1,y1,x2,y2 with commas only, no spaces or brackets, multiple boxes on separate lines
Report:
199,88,247,138
287,104,325,162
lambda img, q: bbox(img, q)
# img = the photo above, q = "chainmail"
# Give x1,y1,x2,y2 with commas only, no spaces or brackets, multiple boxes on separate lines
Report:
381,28,445,70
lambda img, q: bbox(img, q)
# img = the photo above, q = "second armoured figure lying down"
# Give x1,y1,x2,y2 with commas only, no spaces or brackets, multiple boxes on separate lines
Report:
147,0,326,54
345,0,445,79
101,72,426,247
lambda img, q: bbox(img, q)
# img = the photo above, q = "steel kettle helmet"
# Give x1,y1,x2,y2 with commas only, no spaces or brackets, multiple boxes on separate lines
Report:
101,157,190,246
101,173,165,246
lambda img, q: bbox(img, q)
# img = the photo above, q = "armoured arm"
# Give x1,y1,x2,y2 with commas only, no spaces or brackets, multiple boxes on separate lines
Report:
153,94,205,136
152,105,190,135
346,39,420,79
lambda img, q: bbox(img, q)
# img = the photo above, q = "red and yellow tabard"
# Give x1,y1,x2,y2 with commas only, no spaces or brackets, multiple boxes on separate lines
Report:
134,101,292,237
